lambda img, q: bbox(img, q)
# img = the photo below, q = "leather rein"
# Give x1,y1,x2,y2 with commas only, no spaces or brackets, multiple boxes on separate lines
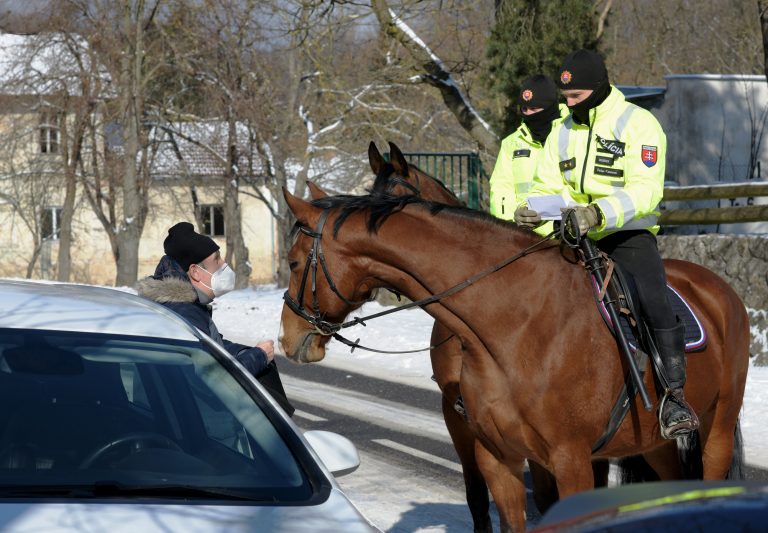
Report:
282,207,557,354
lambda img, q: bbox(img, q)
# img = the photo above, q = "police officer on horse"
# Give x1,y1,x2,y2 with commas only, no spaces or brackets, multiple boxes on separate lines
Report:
489,74,567,231
514,49,699,439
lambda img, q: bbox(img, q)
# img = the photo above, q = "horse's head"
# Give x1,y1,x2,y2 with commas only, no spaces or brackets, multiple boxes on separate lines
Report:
368,141,463,206
279,188,376,363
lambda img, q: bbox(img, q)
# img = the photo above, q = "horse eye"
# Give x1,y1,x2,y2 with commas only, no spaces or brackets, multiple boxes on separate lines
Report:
289,260,298,271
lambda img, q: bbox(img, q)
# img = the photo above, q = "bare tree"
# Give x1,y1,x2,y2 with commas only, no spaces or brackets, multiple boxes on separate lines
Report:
69,0,165,286
0,30,100,281
370,0,499,153
604,0,762,85
0,113,60,278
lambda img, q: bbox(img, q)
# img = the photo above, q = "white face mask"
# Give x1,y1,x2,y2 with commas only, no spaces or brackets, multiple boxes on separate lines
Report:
198,263,236,298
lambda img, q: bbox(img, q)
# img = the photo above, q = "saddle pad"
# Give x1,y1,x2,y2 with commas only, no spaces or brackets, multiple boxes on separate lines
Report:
592,279,707,353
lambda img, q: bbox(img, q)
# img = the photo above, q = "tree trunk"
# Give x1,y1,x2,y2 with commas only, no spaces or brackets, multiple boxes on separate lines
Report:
760,1,768,81
224,114,252,288
275,210,293,288
114,0,146,287
57,99,88,282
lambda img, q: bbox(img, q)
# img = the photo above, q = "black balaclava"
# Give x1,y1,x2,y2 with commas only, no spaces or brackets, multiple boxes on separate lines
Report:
556,49,611,125
518,74,559,143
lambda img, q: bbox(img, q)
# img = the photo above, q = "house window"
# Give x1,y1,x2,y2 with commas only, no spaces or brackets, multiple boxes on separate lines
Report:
202,205,225,237
39,111,61,154
41,206,62,241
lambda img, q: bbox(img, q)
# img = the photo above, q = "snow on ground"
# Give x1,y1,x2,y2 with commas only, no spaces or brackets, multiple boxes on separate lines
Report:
214,284,768,470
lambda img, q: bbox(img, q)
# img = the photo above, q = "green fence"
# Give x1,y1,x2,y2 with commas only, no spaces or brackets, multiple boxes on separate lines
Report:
386,151,490,210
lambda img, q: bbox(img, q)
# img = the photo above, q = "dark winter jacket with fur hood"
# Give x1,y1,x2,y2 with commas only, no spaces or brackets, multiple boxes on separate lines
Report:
135,255,268,377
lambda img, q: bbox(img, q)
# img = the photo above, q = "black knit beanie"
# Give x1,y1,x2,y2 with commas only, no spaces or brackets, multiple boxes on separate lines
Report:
518,75,558,109
163,222,219,271
556,49,609,90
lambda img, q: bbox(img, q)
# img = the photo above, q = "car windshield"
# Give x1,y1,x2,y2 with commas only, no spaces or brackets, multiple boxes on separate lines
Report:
0,329,313,502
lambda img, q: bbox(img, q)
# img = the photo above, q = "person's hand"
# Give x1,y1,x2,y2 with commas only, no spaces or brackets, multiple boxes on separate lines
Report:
561,205,600,235
514,206,541,228
256,340,275,362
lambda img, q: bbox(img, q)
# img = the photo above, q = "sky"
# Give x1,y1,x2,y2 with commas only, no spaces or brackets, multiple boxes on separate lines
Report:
211,284,768,472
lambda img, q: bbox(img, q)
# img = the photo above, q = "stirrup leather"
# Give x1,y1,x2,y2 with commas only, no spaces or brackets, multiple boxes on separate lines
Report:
658,389,700,439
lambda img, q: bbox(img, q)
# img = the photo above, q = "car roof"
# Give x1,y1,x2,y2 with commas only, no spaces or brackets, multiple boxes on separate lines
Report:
532,480,768,532
0,279,200,341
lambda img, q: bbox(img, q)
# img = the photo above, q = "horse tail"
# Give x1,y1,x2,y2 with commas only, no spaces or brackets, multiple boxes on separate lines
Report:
615,455,660,484
677,430,703,479
726,417,745,480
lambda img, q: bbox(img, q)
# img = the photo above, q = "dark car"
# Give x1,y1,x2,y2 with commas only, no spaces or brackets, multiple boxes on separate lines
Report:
531,480,768,532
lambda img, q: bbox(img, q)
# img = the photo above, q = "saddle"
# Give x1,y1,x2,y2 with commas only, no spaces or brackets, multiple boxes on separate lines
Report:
590,262,707,354
590,257,707,452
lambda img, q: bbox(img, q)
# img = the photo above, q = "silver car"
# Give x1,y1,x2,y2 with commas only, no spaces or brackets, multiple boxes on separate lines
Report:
0,280,378,532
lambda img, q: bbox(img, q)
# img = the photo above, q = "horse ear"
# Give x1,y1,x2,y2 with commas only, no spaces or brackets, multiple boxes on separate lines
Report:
306,181,329,200
283,187,319,226
368,141,385,175
388,141,410,177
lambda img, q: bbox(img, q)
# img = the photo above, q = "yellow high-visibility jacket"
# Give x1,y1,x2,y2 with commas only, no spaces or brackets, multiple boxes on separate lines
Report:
489,105,569,222
527,87,666,239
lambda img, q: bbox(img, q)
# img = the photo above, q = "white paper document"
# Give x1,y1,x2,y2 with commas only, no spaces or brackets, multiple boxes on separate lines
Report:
527,194,568,220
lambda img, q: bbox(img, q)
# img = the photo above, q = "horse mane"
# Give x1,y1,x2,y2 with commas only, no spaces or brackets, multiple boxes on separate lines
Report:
310,192,525,238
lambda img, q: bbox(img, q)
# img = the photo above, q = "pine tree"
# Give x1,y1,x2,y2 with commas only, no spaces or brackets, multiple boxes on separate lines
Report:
485,0,598,135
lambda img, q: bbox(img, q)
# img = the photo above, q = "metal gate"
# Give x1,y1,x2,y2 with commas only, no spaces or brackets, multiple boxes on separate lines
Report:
386,151,490,210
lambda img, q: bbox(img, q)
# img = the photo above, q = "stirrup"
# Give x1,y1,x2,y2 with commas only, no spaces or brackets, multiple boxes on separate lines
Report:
658,389,699,439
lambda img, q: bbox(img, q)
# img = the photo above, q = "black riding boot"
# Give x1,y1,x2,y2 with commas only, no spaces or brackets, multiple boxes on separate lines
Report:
655,319,699,439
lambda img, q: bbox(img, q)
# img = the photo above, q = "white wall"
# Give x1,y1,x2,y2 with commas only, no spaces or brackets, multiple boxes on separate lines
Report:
654,74,768,235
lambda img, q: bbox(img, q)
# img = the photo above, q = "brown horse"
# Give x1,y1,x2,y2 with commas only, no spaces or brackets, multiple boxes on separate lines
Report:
361,141,613,528
280,184,749,533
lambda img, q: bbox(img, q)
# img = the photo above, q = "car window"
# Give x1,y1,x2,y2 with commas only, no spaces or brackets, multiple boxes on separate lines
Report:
0,330,313,502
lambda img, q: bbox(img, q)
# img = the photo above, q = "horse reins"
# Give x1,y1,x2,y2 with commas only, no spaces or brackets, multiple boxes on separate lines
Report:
283,208,558,354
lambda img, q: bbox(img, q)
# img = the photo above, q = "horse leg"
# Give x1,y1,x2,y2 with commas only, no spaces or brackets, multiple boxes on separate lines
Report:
701,417,739,480
475,444,527,533
528,461,559,514
550,448,596,501
528,458,608,515
641,442,683,480
431,328,492,531
592,458,610,487
441,393,491,532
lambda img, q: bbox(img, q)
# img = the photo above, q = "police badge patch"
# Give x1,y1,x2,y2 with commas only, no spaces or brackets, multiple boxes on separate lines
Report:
642,145,658,167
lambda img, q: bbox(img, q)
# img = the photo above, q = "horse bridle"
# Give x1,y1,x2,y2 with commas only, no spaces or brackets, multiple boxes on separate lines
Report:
283,206,559,353
385,173,420,196
282,209,370,338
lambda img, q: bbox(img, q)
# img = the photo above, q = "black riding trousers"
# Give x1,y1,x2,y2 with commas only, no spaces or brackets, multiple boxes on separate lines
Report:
596,230,676,330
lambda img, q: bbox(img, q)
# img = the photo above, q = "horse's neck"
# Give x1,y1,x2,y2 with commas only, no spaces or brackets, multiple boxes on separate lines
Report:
415,172,461,205
359,208,539,297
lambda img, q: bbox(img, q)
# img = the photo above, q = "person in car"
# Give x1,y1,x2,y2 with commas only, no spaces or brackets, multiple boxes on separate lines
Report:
137,221,295,416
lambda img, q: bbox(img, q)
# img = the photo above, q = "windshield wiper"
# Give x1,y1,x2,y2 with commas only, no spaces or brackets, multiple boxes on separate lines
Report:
0,483,262,501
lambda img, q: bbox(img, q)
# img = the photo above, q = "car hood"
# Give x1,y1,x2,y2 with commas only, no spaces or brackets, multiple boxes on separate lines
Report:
0,488,380,532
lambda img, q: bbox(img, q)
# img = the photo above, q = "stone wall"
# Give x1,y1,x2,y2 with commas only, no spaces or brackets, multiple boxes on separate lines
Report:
657,234,768,363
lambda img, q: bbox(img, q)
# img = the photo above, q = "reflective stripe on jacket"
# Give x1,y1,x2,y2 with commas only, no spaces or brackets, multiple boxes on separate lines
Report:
529,87,666,239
